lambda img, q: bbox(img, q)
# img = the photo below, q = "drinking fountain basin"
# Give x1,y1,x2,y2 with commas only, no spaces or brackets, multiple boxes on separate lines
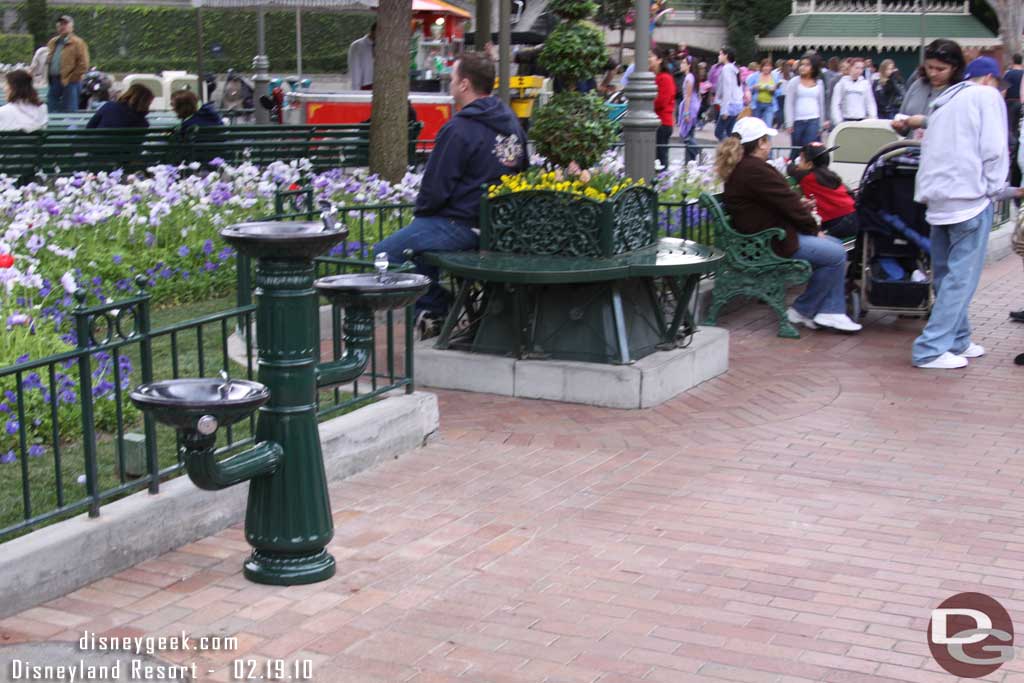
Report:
314,272,431,311
129,378,270,433
221,221,347,260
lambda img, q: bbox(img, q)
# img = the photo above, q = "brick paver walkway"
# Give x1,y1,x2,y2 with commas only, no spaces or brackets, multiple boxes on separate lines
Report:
3,257,1024,683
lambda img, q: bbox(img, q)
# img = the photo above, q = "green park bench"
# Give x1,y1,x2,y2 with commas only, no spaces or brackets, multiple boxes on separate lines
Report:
699,192,812,339
0,122,423,177
421,189,724,364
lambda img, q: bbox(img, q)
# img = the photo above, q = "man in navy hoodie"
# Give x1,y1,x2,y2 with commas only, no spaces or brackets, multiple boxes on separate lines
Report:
375,51,528,337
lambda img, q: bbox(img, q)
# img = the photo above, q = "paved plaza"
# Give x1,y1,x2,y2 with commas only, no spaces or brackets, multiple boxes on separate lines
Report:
3,256,1024,682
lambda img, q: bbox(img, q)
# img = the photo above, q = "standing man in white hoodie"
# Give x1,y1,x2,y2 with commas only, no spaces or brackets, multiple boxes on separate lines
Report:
894,56,1019,369
830,58,877,125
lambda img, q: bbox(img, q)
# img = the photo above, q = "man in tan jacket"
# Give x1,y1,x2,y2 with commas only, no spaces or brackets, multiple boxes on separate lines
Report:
46,15,89,112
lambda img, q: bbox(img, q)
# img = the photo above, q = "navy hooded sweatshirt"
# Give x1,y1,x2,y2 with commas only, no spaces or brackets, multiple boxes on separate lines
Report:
415,95,528,225
86,100,149,129
181,102,224,131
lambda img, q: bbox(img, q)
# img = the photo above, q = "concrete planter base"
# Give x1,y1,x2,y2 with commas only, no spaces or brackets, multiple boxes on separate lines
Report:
415,326,729,409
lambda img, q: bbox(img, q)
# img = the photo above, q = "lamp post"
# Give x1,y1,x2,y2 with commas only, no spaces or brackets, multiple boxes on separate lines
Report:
622,0,660,181
253,6,270,123
193,0,205,101
498,0,511,105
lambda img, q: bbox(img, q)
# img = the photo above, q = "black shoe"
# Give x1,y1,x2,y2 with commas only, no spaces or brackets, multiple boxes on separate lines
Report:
414,311,443,341
1010,310,1024,322
1016,353,1024,366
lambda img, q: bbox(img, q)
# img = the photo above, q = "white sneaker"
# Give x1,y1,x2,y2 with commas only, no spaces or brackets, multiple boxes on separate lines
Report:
915,352,968,369
956,343,985,358
786,307,817,329
812,313,862,333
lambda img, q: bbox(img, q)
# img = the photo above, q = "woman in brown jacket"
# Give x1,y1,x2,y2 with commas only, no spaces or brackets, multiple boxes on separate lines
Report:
716,117,861,333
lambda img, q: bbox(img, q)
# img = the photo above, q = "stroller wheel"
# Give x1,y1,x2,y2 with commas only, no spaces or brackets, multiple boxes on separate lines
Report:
848,290,864,320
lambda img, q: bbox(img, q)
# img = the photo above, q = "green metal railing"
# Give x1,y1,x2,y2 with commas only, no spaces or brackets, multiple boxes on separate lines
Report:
1,227,415,541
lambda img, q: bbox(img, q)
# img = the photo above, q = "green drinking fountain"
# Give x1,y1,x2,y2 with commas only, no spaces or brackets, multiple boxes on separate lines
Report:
130,212,428,586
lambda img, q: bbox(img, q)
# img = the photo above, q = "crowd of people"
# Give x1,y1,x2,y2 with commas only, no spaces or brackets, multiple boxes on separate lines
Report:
712,40,1024,370
0,14,226,133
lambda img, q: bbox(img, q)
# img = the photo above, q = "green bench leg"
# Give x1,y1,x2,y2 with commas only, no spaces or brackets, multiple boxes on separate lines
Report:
434,278,473,350
610,283,632,365
704,276,801,339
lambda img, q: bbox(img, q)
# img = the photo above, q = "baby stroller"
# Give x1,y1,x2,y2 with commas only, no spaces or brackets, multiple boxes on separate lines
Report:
847,140,932,320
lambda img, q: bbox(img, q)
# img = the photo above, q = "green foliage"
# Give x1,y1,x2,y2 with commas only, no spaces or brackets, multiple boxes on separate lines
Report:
538,21,609,87
0,33,34,64
547,0,598,21
13,5,373,73
717,0,790,62
531,91,618,168
594,0,633,29
21,0,47,49
535,0,613,169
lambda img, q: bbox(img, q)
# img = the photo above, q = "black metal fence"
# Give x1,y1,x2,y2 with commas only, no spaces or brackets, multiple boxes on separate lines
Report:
1,241,415,542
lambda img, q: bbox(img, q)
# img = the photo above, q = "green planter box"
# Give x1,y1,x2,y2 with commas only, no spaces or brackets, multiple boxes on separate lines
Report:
479,186,659,258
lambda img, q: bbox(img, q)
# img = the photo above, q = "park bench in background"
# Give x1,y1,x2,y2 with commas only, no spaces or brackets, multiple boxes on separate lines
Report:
699,192,812,338
0,121,423,177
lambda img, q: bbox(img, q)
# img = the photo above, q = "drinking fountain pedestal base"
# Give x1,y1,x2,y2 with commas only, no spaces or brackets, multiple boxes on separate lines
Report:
244,548,336,585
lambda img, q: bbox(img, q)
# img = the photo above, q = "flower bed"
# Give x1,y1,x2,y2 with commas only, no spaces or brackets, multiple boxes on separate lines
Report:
0,160,423,465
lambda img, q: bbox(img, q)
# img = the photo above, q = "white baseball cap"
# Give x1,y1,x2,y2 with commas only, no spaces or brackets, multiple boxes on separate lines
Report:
732,117,777,144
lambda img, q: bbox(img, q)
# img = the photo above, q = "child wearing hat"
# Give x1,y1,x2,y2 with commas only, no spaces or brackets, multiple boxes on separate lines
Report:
788,142,859,239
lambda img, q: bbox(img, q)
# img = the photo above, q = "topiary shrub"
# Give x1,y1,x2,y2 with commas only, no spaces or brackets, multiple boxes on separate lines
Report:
531,90,617,168
530,0,616,171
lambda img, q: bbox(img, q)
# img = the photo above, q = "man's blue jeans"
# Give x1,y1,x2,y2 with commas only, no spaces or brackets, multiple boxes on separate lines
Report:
715,115,736,141
791,118,821,148
47,76,81,113
790,233,847,318
912,204,993,365
374,215,479,317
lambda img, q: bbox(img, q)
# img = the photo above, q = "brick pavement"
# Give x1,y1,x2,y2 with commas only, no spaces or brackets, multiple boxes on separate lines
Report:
3,256,1024,683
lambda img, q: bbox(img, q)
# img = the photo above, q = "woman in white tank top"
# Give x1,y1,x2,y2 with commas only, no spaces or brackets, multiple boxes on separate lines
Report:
784,57,828,148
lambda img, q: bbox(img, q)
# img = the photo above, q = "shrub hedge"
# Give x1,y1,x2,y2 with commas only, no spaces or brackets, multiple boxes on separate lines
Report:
0,33,33,64
4,5,373,73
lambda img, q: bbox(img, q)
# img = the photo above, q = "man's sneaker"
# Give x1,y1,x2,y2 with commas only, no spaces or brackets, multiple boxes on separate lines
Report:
812,313,862,333
956,343,985,358
915,352,968,369
414,311,442,341
786,307,817,329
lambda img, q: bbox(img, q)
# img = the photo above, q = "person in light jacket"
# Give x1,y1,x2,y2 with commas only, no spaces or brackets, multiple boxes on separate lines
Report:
895,56,1023,369
348,23,375,90
0,69,48,132
713,46,743,140
830,58,877,124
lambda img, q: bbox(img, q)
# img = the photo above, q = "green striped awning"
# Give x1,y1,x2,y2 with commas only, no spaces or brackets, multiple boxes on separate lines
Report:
758,12,999,51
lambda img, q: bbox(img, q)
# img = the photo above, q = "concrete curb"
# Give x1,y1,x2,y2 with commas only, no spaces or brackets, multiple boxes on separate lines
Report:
0,392,439,620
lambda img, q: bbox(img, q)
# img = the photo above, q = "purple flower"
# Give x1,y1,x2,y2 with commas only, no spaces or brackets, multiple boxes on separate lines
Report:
0,403,8,413
177,245,190,258
112,254,123,265
144,232,156,247
203,261,218,272
209,157,225,168
7,313,30,327
217,247,234,261
202,239,214,255
0,451,15,465
28,445,44,458
15,354,29,364
159,268,173,279
6,419,19,435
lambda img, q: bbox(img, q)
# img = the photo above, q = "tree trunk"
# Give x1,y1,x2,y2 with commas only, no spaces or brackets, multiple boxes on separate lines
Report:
994,0,1024,65
369,0,413,183
476,0,493,50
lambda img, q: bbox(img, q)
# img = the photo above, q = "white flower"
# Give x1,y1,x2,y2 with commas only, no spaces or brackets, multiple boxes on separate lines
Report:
60,271,77,294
